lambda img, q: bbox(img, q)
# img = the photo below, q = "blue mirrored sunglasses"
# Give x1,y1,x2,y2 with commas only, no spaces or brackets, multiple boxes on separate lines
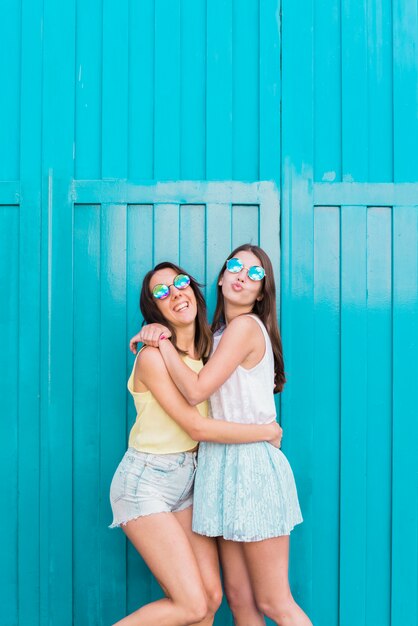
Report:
226,257,266,281
152,274,191,299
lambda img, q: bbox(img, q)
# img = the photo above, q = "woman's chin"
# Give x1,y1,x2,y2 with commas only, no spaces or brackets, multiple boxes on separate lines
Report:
170,311,197,327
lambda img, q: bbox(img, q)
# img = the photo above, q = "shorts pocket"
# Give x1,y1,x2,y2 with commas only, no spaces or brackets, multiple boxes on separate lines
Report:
110,460,147,503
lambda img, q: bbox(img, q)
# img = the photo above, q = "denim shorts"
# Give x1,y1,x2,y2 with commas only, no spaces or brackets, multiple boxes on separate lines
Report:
109,447,197,528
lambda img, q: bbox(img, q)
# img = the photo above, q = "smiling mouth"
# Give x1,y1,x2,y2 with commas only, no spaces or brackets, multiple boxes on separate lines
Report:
173,302,189,312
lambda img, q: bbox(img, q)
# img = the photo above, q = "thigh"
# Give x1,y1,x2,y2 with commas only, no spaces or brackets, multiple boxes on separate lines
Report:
123,511,205,604
174,506,221,595
218,538,261,609
242,536,292,601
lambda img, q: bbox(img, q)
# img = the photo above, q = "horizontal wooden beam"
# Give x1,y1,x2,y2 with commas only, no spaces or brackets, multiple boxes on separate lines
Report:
314,182,418,207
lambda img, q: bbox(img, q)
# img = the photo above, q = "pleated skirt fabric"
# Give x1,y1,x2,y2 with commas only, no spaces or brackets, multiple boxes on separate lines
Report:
192,441,303,542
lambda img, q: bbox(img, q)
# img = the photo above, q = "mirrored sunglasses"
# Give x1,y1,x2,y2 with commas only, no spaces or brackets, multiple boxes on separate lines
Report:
152,274,191,299
226,257,266,281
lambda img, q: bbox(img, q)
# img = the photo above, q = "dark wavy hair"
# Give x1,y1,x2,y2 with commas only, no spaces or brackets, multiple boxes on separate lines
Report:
211,244,286,393
140,262,213,361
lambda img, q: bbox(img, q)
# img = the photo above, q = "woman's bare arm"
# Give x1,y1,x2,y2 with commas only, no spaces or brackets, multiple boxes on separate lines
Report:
135,347,281,445
158,316,263,405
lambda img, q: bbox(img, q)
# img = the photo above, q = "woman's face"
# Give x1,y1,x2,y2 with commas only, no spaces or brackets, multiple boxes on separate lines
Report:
149,267,198,328
219,249,264,307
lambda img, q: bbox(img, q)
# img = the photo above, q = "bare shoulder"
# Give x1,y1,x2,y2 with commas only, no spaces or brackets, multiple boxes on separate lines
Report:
226,314,263,335
136,345,167,375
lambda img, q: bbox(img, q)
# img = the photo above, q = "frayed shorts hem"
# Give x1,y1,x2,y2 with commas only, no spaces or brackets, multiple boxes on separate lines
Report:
109,501,193,529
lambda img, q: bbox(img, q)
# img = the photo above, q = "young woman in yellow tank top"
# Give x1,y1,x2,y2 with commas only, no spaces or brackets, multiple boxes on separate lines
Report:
109,261,283,626
130,246,312,626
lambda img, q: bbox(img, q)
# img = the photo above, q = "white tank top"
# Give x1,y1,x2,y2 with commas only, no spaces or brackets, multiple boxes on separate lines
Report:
209,314,277,424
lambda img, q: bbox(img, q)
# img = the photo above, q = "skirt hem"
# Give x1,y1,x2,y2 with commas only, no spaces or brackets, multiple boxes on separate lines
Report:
192,517,303,542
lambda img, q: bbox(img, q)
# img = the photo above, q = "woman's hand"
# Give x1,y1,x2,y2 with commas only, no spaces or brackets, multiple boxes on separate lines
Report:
129,324,172,353
268,422,283,449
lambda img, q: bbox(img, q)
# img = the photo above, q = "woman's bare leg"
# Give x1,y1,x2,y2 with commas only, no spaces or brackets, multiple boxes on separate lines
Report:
217,538,265,626
175,507,223,625
242,536,312,626
112,512,208,626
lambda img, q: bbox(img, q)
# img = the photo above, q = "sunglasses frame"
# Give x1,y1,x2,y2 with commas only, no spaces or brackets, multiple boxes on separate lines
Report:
152,274,191,299
225,257,266,281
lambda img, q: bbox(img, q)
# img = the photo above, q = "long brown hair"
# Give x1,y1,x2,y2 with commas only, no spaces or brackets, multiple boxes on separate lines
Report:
211,244,286,393
140,262,213,361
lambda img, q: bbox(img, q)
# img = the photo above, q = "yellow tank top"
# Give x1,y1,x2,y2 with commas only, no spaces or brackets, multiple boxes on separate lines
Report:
127,351,209,454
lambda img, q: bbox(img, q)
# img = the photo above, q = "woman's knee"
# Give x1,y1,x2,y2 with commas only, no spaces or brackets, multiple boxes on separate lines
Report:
179,594,209,624
256,593,294,622
206,583,223,614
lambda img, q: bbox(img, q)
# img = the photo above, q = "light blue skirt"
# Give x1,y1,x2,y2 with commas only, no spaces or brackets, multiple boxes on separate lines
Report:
192,441,303,542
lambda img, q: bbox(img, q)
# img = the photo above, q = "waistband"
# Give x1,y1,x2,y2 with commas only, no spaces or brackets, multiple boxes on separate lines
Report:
127,447,197,466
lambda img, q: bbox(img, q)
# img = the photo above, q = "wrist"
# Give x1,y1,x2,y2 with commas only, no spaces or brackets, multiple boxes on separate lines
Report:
267,423,276,441
158,335,171,350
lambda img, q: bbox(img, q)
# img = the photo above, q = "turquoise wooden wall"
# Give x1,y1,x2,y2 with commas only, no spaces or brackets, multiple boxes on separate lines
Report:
1,0,417,625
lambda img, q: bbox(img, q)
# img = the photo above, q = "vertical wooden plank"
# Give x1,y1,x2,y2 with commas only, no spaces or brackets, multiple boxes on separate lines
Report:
206,0,233,179
312,206,340,626
392,206,418,626
259,186,281,285
41,0,76,619
367,0,393,182
179,205,206,284
393,0,418,182
99,203,128,624
129,0,155,180
314,0,341,182
392,2,418,612
259,185,281,326
365,207,392,625
154,0,181,180
205,204,232,322
73,205,101,626
281,0,314,615
259,0,281,182
259,188,281,434
232,0,259,180
154,204,180,265
0,0,20,180
102,0,129,178
180,0,206,179
126,205,154,614
340,205,367,626
126,205,154,342
231,205,259,247
0,207,19,626
19,0,43,621
75,0,102,179
341,0,368,181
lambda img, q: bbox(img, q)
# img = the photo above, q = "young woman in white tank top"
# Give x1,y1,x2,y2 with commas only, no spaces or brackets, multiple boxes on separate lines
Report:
111,261,283,626
133,245,312,626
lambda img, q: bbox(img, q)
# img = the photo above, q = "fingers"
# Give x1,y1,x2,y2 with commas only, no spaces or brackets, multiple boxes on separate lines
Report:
139,327,163,348
129,332,143,354
129,339,138,354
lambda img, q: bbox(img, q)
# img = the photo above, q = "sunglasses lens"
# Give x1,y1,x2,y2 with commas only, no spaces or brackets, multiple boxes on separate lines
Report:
226,258,243,273
248,266,265,281
174,274,190,289
152,284,170,299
